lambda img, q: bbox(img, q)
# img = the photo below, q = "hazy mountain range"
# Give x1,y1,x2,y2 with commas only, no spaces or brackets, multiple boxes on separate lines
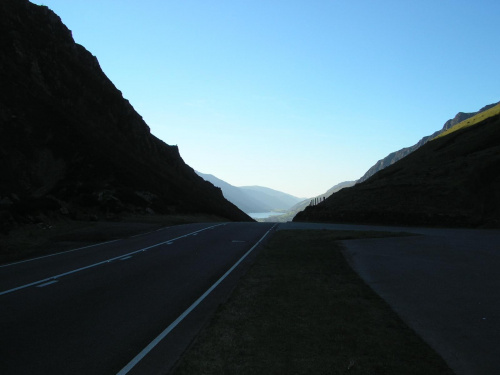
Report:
196,172,304,214
0,0,251,232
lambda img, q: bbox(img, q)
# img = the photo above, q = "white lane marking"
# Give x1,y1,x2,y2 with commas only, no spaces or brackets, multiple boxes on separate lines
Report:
0,224,225,297
130,226,168,238
0,239,120,269
36,280,59,288
120,256,132,261
116,223,277,375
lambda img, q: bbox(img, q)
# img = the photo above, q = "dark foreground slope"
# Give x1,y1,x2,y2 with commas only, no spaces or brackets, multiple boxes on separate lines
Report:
294,114,500,227
0,0,251,229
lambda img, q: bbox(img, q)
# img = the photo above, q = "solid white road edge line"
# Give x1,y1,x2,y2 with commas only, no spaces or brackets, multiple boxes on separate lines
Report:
116,223,277,375
0,224,225,297
36,280,59,288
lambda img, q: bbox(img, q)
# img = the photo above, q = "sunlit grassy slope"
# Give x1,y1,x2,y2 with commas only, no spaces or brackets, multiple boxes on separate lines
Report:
435,103,500,139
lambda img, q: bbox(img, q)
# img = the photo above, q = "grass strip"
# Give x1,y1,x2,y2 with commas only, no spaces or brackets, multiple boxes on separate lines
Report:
173,230,453,375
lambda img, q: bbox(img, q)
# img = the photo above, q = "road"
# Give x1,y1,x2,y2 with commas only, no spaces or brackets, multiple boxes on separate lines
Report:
0,222,275,374
281,222,500,375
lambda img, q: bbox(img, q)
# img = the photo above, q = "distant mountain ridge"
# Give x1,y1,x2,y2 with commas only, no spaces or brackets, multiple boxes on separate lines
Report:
0,0,251,230
195,172,272,213
239,186,305,211
358,102,499,183
196,172,303,214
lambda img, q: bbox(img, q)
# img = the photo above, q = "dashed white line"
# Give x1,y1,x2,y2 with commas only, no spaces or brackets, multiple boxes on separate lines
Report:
0,239,120,269
0,224,224,297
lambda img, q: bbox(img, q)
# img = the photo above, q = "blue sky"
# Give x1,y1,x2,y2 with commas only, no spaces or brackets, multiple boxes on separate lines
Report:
32,1,499,197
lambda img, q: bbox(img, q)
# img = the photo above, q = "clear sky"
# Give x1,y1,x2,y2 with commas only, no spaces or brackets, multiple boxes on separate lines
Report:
32,0,499,198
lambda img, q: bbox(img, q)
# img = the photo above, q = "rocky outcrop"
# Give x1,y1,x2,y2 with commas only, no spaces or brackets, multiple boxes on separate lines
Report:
357,103,499,183
0,0,251,230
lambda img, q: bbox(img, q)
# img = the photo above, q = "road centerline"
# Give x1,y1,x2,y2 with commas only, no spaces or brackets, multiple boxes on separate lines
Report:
0,224,225,297
0,239,120,269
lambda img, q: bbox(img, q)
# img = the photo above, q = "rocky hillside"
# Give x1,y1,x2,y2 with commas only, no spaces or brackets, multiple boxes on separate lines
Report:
358,102,499,183
294,112,500,228
0,0,251,231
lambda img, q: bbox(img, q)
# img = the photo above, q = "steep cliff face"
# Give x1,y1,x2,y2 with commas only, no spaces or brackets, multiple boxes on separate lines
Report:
357,103,499,183
0,0,251,226
294,113,500,228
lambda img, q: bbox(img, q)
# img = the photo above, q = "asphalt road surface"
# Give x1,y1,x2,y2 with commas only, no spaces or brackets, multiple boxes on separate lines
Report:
281,222,500,375
0,222,275,374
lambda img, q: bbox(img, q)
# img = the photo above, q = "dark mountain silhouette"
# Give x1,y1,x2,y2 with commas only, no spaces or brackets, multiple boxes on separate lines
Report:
196,172,303,213
294,110,500,228
285,104,498,224
358,102,499,183
0,0,251,230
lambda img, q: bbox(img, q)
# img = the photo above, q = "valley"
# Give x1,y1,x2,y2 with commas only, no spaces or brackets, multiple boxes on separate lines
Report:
1,2,500,375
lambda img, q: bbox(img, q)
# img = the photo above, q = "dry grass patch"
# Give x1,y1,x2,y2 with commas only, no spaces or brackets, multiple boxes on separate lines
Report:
174,230,453,375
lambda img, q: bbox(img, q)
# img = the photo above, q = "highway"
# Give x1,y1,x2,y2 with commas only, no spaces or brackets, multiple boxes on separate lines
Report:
0,222,275,374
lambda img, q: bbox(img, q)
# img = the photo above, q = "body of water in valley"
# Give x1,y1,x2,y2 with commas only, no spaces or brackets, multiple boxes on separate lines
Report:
248,212,284,219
